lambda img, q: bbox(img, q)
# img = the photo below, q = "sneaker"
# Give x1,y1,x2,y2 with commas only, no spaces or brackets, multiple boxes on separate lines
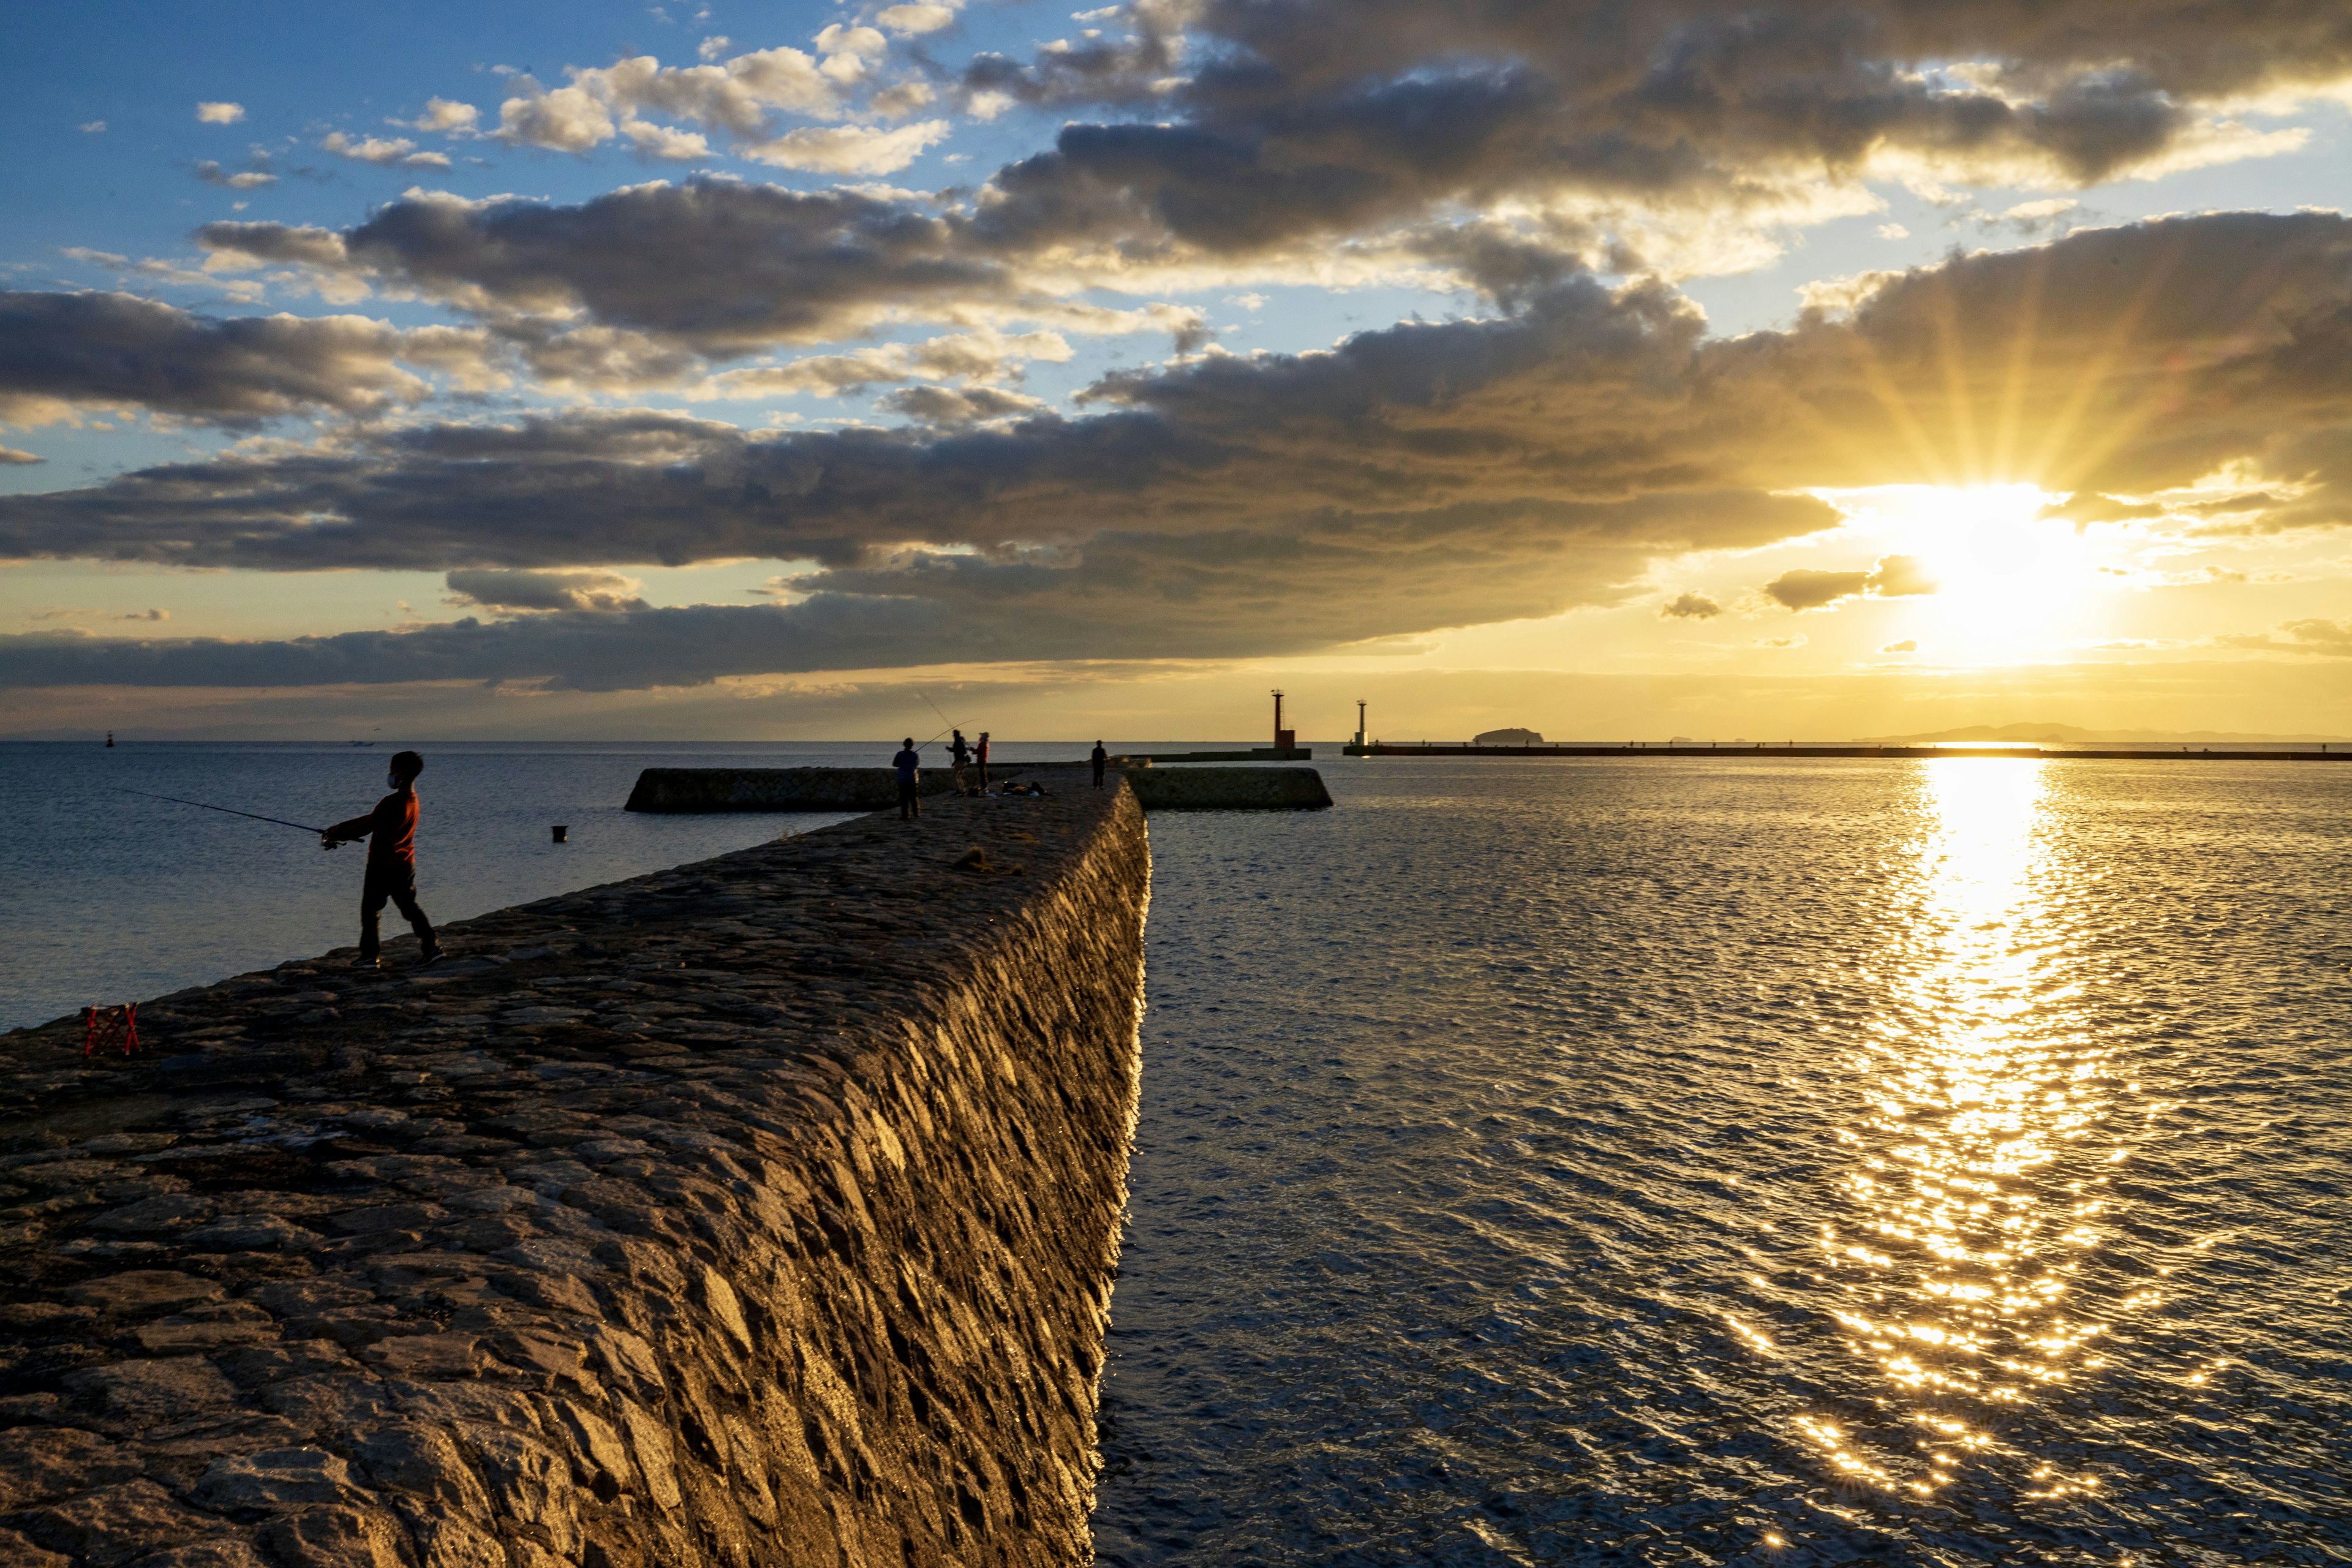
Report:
351,956,382,971
416,948,447,970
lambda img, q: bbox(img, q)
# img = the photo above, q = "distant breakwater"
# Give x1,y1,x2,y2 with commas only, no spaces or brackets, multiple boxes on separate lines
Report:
0,785,1150,1566
629,764,1332,814
1344,742,2352,761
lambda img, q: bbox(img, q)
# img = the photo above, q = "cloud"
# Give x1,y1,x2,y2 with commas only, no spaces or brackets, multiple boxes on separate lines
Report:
1763,556,1939,611
488,42,931,162
443,568,647,613
0,446,43,464
0,292,486,428
78,121,106,135
322,132,451,169
1882,639,1917,652
622,120,714,160
192,160,277,190
1660,592,1722,619
877,2,959,37
2214,618,2352,656
18,211,2352,685
31,607,168,624
195,102,246,125
741,121,952,173
1762,569,1873,611
395,99,481,134
875,384,1052,423
693,329,1073,399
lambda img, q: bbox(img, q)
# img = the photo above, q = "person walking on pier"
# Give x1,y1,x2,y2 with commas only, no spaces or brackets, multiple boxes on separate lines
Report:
322,750,442,970
893,737,922,820
976,731,991,789
949,728,971,792
1092,740,1108,788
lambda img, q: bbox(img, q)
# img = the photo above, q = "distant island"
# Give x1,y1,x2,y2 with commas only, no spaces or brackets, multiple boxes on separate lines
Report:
1473,728,1545,744
1855,722,2351,744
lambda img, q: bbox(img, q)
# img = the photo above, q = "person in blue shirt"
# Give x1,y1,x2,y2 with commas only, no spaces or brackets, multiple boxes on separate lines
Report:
893,737,922,820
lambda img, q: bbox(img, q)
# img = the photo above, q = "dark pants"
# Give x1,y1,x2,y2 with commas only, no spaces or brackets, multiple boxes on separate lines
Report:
360,859,435,960
898,778,921,819
1093,761,1106,788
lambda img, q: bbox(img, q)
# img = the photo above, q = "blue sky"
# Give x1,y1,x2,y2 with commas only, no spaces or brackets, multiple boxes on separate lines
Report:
3,1,2351,737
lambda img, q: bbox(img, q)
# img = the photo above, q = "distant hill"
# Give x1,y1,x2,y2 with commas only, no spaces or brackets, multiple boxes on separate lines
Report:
1472,727,1546,744
1855,722,2349,743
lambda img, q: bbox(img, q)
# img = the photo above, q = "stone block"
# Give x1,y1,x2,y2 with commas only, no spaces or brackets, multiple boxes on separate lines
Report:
64,1272,225,1315
192,1447,366,1511
0,1427,143,1510
63,1360,238,1428
0,782,1148,1567
358,1423,493,1514
259,1507,406,1568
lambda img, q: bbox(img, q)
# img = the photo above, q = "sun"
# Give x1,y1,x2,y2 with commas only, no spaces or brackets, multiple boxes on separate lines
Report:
1812,484,2116,660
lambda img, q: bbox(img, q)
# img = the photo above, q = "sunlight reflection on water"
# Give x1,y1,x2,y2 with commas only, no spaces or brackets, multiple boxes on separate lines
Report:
1803,760,2122,1503
1098,756,2352,1567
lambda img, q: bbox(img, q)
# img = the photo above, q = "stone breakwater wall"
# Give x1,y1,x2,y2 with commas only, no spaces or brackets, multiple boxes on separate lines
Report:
1123,767,1331,811
623,769,1026,814
0,786,1150,1567
630,766,1330,815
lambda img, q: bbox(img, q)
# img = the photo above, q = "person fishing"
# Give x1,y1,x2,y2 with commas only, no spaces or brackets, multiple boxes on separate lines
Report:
976,730,991,789
321,750,442,970
893,736,923,820
949,728,971,792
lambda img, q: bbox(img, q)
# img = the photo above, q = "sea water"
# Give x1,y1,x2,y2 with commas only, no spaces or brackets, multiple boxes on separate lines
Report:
0,738,1111,1031
1096,756,2352,1565
4,744,2346,1563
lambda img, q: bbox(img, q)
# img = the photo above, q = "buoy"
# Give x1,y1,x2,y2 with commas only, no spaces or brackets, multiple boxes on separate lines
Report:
551,825,568,843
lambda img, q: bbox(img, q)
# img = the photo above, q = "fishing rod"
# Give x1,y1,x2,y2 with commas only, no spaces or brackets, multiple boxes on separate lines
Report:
114,786,330,837
913,688,962,745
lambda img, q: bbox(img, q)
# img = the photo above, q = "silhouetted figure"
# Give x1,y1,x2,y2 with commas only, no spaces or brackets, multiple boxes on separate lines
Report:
1091,740,1108,789
893,737,922,820
323,750,440,970
976,731,991,788
949,728,971,791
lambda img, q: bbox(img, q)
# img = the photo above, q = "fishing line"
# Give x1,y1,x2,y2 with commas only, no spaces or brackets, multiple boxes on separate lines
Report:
913,688,963,745
113,786,328,836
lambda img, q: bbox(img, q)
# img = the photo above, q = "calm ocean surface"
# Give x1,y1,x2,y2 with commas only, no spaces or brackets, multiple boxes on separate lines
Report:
1099,755,2352,1566
0,738,1110,1030
4,744,2348,1564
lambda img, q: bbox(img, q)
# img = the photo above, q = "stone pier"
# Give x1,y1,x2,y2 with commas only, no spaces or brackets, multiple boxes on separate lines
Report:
0,784,1150,1567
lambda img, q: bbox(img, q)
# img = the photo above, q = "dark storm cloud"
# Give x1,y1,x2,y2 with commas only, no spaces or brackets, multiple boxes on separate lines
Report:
951,0,2352,263
1763,556,1939,611
10,213,2352,685
1659,592,1721,619
1762,568,1874,611
443,569,647,614
173,4,2352,378
198,183,1003,360
0,274,1831,573
0,292,477,427
0,496,1717,689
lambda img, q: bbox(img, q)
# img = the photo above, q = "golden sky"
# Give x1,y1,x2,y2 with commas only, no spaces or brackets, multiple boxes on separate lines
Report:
3,1,2350,738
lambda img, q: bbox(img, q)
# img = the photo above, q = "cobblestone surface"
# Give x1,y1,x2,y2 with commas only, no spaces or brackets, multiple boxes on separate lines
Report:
0,785,1150,1567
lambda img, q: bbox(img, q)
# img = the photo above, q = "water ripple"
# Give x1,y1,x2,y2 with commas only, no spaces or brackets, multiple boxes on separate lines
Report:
1095,757,2352,1566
